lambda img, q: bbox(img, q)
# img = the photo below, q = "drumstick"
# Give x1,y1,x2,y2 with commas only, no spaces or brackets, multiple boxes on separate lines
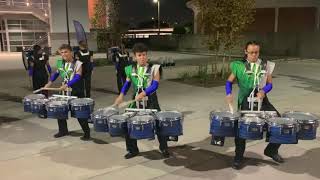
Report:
228,103,234,114
111,100,136,108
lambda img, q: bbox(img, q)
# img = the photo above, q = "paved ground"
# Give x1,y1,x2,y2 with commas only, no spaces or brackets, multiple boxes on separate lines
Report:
0,54,319,180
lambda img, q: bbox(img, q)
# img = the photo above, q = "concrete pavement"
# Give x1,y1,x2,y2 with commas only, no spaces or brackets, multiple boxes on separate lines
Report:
0,58,319,180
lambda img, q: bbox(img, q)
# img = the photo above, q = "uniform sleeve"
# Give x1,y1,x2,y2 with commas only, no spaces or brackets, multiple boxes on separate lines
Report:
125,66,131,80
90,51,93,57
230,61,239,77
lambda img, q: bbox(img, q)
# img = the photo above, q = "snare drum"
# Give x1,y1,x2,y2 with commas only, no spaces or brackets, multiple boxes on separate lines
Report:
31,98,50,118
128,113,155,140
156,111,183,136
267,117,299,144
92,108,119,132
239,114,265,140
210,111,240,137
70,98,95,119
283,111,319,140
23,94,46,112
108,113,131,137
46,100,69,119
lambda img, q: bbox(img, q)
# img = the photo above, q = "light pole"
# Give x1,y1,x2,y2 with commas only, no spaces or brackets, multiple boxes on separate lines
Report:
153,0,160,36
65,0,70,45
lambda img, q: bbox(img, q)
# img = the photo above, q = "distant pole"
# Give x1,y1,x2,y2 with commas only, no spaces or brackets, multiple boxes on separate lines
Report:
66,0,70,45
157,0,160,36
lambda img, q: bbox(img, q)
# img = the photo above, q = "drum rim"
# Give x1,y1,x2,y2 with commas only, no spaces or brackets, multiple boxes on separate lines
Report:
23,94,46,101
70,98,95,106
129,115,155,124
210,110,240,121
156,111,183,121
46,100,69,107
108,114,129,123
283,111,319,122
240,116,265,125
267,117,298,126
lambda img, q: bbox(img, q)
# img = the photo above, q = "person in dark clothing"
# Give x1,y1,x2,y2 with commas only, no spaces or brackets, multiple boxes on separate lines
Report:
75,41,94,98
114,43,171,159
112,44,131,94
28,45,51,97
43,44,90,141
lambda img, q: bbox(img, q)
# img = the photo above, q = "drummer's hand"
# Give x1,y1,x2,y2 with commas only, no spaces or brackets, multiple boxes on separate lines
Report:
60,84,69,91
226,94,233,104
257,90,265,99
114,94,124,105
135,92,146,101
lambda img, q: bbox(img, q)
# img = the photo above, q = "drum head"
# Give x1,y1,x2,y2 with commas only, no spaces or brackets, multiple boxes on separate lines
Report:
241,114,265,124
24,94,45,101
283,111,318,123
156,111,183,121
210,111,240,121
32,98,49,105
129,115,155,124
268,117,297,126
71,98,94,106
109,114,128,123
47,100,68,107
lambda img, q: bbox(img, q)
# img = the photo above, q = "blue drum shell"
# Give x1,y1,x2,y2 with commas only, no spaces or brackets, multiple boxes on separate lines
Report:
159,119,183,136
239,122,264,140
24,101,32,112
298,122,318,140
93,117,108,132
210,119,235,137
128,122,155,140
269,126,298,144
47,105,69,119
108,121,127,137
71,104,92,119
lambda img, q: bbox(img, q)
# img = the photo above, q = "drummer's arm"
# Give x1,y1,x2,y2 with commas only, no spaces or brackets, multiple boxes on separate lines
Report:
66,66,82,87
142,71,160,97
226,73,236,95
120,78,131,96
260,74,273,94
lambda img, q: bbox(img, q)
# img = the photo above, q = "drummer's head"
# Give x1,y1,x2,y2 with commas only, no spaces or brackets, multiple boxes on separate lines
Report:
78,41,87,50
59,44,73,62
132,43,148,66
244,41,260,63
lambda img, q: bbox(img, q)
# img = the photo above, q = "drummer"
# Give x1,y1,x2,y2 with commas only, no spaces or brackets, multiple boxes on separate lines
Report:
225,41,283,169
43,44,91,141
114,43,171,159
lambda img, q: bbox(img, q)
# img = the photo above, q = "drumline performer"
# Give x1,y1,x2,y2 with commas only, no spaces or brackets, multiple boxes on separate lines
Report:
43,44,91,140
225,41,284,169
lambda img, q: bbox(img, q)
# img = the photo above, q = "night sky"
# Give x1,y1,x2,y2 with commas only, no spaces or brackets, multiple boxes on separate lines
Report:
119,0,193,26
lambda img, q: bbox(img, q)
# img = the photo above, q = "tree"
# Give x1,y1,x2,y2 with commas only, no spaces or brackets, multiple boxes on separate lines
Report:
196,0,255,51
91,0,122,51
195,0,255,79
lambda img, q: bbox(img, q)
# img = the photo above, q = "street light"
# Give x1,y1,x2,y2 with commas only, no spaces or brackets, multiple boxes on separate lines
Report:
153,0,160,36
65,0,70,45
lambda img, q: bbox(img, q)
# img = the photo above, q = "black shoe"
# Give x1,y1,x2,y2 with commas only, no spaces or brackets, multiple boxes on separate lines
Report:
264,152,285,163
80,135,91,141
232,158,243,170
54,132,68,138
160,149,170,158
124,152,139,159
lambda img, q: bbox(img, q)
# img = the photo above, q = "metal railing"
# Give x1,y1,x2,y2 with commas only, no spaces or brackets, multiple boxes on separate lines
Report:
0,0,48,10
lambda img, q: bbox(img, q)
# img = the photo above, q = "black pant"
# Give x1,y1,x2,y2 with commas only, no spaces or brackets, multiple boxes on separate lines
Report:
125,121,168,153
235,96,281,160
57,118,90,136
83,74,92,98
